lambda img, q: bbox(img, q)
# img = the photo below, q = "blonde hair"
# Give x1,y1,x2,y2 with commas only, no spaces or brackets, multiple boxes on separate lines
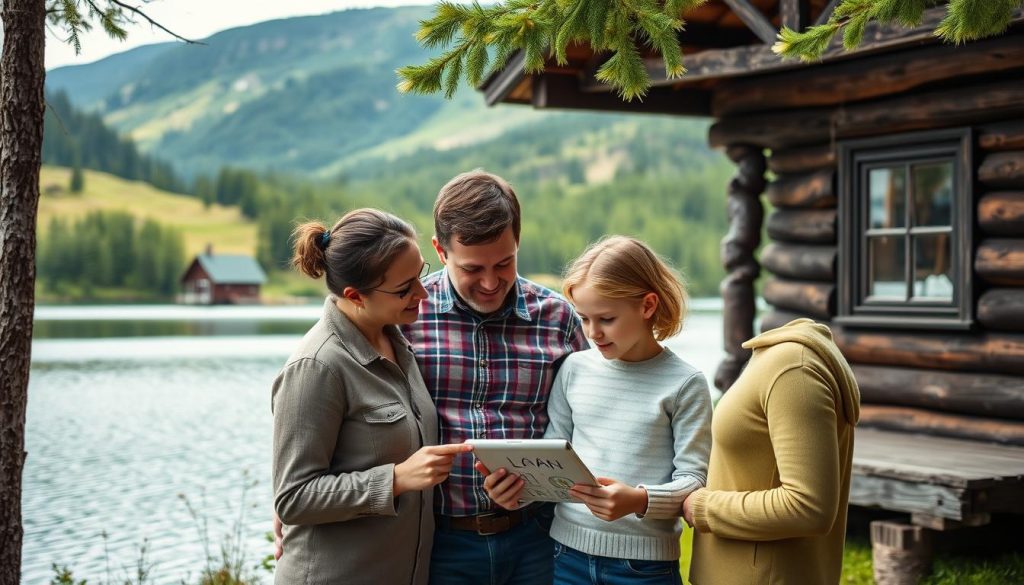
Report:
562,236,688,341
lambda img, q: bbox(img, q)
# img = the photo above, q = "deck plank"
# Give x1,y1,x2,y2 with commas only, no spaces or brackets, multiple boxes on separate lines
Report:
853,428,1024,488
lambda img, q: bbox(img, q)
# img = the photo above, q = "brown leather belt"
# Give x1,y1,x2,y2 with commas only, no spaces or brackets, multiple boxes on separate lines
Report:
437,506,540,536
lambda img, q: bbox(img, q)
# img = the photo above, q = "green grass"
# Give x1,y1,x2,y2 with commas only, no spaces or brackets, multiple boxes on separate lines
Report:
675,534,1024,585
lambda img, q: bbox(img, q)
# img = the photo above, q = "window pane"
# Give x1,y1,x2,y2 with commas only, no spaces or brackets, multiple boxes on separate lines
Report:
913,162,953,227
869,167,906,229
869,236,906,299
913,234,953,300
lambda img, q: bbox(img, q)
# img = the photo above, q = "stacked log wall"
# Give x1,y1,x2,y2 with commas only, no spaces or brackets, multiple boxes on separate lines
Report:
719,92,1024,443
760,145,838,326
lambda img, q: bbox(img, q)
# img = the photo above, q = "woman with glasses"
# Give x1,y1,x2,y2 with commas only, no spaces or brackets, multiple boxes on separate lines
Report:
272,208,472,585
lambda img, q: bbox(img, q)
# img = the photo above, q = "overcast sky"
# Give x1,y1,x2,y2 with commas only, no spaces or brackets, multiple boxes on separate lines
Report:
45,0,435,69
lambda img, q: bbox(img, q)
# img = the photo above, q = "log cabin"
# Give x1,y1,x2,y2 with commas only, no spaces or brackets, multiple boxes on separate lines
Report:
478,1,1024,581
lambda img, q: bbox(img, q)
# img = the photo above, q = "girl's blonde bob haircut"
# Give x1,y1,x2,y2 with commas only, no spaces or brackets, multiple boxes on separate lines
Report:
562,235,688,341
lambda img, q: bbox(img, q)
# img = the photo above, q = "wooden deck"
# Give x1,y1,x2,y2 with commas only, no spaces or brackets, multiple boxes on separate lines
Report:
851,428,1024,527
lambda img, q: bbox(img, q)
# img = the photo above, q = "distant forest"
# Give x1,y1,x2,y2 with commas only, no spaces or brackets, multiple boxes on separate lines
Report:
41,92,732,299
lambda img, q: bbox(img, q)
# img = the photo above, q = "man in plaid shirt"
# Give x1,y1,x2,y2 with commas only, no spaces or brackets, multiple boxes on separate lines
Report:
402,170,587,585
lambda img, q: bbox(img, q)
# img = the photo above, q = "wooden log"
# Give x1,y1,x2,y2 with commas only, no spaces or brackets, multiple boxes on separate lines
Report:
871,521,932,585
976,239,1024,286
978,152,1024,189
979,119,1024,152
766,208,836,243
768,143,835,174
762,277,835,319
779,0,807,32
710,79,1024,149
715,35,1024,117
720,0,777,43
832,328,1024,376
765,169,836,208
761,243,836,281
716,145,766,391
759,309,817,333
977,288,1024,332
978,191,1024,237
858,405,1024,446
852,364,1024,419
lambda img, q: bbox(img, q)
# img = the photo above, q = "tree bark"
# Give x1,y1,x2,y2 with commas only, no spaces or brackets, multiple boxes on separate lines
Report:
0,0,46,581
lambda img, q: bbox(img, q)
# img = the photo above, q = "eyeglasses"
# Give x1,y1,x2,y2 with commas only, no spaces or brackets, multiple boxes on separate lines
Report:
371,262,430,299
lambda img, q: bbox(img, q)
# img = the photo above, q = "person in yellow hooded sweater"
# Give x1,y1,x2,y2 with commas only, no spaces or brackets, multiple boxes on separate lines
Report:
682,319,860,585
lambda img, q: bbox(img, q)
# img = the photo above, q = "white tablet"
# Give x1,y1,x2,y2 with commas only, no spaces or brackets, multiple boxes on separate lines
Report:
467,438,598,503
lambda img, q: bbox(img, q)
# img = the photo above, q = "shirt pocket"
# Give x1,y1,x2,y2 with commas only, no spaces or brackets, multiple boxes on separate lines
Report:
362,402,413,463
513,361,553,403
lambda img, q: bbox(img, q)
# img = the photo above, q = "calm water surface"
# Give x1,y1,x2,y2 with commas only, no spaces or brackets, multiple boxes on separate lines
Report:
24,303,725,584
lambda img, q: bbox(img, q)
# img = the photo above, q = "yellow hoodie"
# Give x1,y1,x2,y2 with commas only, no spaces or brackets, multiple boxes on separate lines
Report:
689,319,860,585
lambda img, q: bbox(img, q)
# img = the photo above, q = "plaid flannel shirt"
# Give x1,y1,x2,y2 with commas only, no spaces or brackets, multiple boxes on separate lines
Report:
401,269,588,517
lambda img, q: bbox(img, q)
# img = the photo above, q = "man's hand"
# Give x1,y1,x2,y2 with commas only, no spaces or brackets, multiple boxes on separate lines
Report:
394,443,474,496
569,477,648,522
475,460,526,510
273,513,284,560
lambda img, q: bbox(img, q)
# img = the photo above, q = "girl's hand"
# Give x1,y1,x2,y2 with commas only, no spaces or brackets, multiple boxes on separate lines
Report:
475,460,526,510
681,492,697,527
569,477,648,521
394,443,474,496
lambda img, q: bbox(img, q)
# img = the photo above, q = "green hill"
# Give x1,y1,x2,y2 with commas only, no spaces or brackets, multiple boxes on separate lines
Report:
44,6,711,180
38,165,256,258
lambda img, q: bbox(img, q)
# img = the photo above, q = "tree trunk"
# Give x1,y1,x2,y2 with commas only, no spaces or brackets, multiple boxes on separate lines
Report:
0,0,46,581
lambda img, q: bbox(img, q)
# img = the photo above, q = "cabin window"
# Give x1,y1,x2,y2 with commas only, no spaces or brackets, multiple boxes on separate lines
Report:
837,128,973,329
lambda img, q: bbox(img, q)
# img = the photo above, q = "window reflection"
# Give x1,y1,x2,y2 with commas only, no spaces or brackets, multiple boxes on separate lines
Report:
913,234,953,300
869,167,906,229
869,236,906,299
913,163,953,227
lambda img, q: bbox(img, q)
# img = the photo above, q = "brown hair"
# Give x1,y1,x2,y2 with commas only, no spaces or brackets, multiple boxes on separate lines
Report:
434,169,521,250
562,235,688,341
292,208,416,295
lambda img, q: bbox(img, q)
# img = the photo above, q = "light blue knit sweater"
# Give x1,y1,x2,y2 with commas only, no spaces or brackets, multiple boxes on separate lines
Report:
544,347,713,561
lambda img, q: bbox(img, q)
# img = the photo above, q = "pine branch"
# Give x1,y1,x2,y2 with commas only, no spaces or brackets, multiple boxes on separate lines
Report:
401,0,1022,101
775,0,1021,60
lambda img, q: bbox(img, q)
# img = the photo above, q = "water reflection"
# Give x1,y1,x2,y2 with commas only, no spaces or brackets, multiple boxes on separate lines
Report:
24,305,725,585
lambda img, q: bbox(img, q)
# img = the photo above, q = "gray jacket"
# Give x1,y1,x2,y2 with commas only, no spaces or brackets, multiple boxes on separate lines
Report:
272,297,438,585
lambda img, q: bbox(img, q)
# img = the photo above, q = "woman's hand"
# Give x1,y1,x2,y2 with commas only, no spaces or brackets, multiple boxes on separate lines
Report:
569,477,648,521
475,461,526,510
394,443,474,496
273,513,284,560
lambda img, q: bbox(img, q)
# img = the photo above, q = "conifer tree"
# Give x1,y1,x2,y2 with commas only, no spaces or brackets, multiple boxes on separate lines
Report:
2,4,194,579
401,0,1024,100
69,148,85,193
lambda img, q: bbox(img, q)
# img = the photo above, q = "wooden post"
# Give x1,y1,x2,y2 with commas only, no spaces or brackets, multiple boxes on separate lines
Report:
871,521,933,585
715,144,765,391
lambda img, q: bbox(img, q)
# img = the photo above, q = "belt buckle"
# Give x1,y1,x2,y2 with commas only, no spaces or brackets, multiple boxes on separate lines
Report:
474,511,511,536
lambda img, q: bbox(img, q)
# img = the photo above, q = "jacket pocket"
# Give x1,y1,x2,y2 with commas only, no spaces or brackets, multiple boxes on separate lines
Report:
363,401,408,424
362,402,412,462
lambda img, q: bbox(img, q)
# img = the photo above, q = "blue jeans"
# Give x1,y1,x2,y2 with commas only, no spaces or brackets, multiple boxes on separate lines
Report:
553,542,683,585
429,510,555,585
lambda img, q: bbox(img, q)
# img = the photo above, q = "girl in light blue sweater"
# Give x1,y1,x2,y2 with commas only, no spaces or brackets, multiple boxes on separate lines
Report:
481,235,713,585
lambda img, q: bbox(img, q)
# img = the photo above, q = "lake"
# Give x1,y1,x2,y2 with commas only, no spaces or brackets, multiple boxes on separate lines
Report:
23,302,725,584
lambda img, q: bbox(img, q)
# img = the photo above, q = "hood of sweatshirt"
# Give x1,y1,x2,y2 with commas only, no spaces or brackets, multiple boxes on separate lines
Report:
742,318,860,425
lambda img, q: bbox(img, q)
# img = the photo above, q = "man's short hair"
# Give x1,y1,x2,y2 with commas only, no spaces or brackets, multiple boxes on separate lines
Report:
434,169,521,250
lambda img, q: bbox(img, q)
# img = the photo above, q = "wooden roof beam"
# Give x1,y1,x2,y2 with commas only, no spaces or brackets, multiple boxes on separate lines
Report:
781,0,809,32
721,0,777,43
532,73,711,116
580,6,1024,93
815,0,841,26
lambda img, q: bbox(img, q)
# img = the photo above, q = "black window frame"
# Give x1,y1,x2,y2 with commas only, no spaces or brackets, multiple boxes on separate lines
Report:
837,128,974,330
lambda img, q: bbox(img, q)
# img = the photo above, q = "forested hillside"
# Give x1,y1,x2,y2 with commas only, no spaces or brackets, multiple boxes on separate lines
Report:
43,6,734,300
